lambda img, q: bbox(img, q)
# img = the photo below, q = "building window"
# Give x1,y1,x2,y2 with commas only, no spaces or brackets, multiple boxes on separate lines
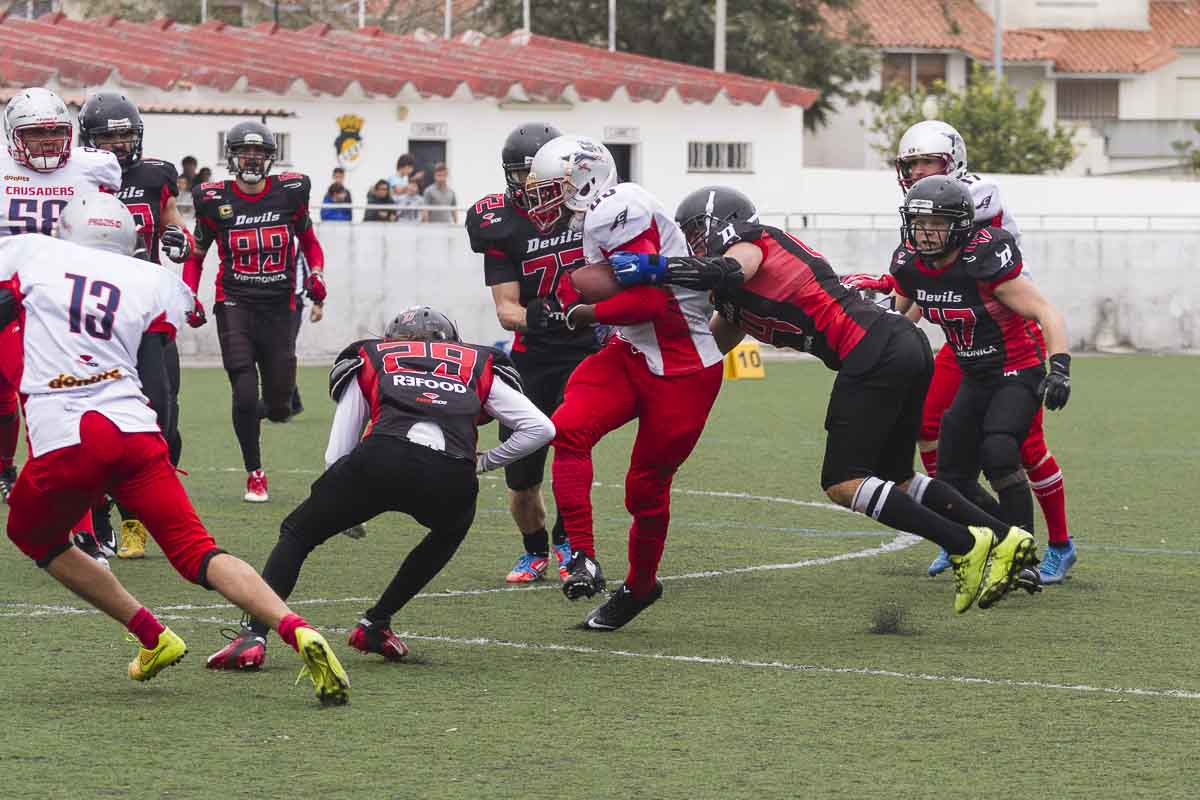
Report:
881,53,948,91
217,130,291,166
1056,80,1119,121
688,142,752,173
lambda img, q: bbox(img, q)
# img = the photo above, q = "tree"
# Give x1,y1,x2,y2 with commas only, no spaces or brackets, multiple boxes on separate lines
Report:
868,64,1077,174
467,0,875,129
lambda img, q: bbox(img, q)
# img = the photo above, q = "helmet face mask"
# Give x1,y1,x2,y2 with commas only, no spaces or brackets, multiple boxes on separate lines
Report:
78,92,144,171
524,177,566,234
894,120,967,192
900,176,975,258
225,121,277,184
525,135,617,235
674,185,758,257
5,88,73,172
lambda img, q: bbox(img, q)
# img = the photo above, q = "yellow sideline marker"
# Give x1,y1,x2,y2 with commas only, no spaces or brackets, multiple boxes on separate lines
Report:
724,341,765,380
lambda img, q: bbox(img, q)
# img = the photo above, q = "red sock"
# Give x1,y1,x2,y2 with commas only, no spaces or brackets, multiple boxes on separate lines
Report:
1028,455,1070,544
0,413,17,470
625,518,668,598
73,510,95,536
550,446,596,558
277,613,308,652
127,607,165,650
919,448,938,477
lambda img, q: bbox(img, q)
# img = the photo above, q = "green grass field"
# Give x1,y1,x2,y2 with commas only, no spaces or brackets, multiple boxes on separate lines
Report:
1,355,1197,799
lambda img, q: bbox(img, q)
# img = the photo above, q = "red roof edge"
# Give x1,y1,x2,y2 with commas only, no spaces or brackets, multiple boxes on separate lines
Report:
252,21,279,34
193,19,226,32
300,22,332,37
39,10,67,24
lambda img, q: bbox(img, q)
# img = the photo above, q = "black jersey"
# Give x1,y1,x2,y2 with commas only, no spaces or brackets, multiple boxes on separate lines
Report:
333,338,516,463
466,192,595,357
191,173,313,305
890,227,1043,378
713,223,891,372
116,158,177,264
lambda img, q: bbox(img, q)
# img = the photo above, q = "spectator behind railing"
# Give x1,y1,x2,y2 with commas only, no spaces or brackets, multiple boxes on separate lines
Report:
421,162,457,224
395,180,422,223
320,182,353,222
196,166,212,185
363,179,398,222
180,155,198,185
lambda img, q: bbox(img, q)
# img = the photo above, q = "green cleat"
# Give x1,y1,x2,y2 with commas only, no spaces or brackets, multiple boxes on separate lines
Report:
950,527,994,614
127,627,187,682
979,527,1039,609
295,627,351,706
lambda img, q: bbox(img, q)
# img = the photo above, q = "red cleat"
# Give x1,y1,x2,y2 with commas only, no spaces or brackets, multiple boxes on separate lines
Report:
348,619,409,661
244,469,269,503
206,630,267,671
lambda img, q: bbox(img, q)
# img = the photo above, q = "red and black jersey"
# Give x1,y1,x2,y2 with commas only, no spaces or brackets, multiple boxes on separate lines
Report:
713,223,890,372
190,173,313,305
466,191,595,357
115,158,178,264
890,227,1043,378
335,338,511,463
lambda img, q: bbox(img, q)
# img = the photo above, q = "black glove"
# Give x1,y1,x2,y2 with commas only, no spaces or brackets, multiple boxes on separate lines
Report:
161,224,192,263
1039,353,1071,411
525,296,567,332
664,256,745,291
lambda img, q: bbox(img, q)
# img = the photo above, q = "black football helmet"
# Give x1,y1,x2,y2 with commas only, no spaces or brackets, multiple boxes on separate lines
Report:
674,185,758,256
225,120,277,184
900,175,975,258
78,92,144,171
501,122,562,209
384,306,460,342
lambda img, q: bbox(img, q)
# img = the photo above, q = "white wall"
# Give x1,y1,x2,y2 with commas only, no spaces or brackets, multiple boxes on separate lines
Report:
101,82,806,222
981,0,1150,29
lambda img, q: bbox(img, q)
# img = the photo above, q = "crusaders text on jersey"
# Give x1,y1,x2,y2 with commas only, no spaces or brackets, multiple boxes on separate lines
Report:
115,158,178,263
0,148,121,237
466,191,594,355
187,173,315,305
890,227,1043,378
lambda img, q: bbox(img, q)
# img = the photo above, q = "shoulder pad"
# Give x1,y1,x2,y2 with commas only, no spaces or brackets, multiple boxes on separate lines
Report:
483,346,524,394
277,171,306,182
889,242,916,276
584,184,655,253
465,194,519,247
962,228,1021,281
329,339,372,400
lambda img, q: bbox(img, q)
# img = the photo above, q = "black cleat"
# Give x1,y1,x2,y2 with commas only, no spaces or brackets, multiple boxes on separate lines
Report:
72,530,109,568
579,580,663,631
0,465,16,503
561,551,606,601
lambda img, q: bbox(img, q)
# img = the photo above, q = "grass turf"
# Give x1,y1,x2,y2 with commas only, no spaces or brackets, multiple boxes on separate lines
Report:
0,355,1197,799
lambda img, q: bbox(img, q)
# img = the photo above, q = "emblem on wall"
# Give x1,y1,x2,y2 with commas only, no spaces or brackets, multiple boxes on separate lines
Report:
335,114,365,169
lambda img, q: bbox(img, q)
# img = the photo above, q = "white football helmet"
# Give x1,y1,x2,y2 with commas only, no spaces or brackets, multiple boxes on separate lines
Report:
56,192,139,256
525,135,618,234
4,87,73,172
894,120,968,192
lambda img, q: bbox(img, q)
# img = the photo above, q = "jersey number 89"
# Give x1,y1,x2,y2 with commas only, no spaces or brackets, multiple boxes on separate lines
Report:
229,225,291,274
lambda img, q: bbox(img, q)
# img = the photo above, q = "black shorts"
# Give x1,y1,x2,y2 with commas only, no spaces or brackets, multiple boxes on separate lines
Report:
500,348,589,491
936,365,1044,484
214,301,297,415
820,316,934,489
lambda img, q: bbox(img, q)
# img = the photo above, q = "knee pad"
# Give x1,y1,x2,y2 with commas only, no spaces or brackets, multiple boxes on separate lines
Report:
851,476,895,520
981,434,1026,491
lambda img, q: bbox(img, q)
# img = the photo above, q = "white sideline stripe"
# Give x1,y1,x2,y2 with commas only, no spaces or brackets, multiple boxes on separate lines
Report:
389,633,1200,701
0,533,920,618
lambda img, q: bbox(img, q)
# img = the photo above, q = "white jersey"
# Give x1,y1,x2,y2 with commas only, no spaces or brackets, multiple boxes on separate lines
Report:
582,183,722,376
0,234,193,456
961,173,1020,243
0,148,121,237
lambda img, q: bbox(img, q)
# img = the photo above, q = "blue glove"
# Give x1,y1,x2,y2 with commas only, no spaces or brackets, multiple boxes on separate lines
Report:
609,252,668,287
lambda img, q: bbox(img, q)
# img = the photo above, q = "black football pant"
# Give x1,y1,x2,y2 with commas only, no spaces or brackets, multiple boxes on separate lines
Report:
215,301,297,473
936,366,1045,533
247,435,479,637
257,299,305,419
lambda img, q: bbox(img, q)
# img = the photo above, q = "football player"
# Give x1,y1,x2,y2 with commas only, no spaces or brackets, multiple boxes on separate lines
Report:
183,120,327,502
612,185,1041,614
467,122,601,584
0,193,349,704
0,87,121,565
525,135,725,631
79,91,193,560
845,120,1076,584
206,306,553,669
890,176,1071,561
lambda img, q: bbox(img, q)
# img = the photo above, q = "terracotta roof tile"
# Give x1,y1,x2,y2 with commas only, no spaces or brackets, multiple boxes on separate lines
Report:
1150,0,1200,48
0,13,817,109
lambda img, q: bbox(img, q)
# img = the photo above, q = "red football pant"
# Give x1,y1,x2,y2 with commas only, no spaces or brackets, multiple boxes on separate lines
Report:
6,412,218,581
551,340,723,597
921,342,1070,541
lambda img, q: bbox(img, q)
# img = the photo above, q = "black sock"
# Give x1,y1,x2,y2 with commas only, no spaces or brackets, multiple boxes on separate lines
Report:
996,484,1035,535
911,476,1009,539
853,477,975,555
522,527,550,557
550,515,568,546
963,481,1005,521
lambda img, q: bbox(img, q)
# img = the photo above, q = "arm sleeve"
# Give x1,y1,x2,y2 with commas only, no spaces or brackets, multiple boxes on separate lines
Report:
0,286,17,331
324,379,369,468
476,378,555,472
136,332,173,438
592,285,671,325
297,225,324,270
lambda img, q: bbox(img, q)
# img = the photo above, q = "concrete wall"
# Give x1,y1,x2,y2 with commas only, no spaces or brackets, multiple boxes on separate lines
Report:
980,0,1150,30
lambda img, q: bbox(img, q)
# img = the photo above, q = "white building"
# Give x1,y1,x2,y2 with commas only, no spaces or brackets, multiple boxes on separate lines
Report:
0,12,816,212
811,0,1200,177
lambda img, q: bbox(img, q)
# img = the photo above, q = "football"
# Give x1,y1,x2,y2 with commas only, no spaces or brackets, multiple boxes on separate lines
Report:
569,262,622,303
